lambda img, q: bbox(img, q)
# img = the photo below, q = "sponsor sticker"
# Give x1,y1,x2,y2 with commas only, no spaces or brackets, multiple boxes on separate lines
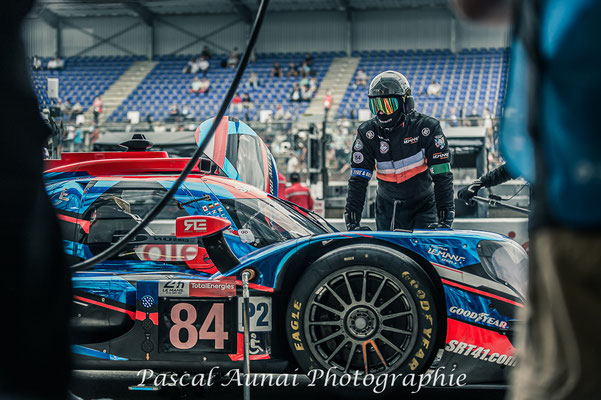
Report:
445,340,516,367
449,306,508,329
404,136,419,145
353,139,363,151
380,141,389,154
237,296,272,332
159,279,236,298
351,168,373,179
421,127,430,136
432,152,449,160
428,245,466,266
366,130,375,139
352,152,364,164
238,228,255,244
434,134,445,148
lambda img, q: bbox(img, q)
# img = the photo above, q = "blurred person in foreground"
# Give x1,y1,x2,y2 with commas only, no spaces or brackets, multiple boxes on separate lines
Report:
453,1,601,399
285,172,314,211
0,1,70,399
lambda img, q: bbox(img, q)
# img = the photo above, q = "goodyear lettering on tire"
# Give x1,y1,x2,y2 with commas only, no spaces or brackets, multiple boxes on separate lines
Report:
402,270,434,371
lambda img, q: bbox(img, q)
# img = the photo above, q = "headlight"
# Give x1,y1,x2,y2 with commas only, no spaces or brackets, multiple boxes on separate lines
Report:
477,239,529,300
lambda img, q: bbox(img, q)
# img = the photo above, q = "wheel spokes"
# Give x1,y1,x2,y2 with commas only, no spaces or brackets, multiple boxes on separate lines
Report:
381,310,412,320
325,283,348,307
370,277,387,305
313,301,344,316
344,343,357,373
377,291,402,311
381,325,411,335
343,273,355,302
378,334,404,355
326,339,349,363
314,330,344,346
360,271,367,302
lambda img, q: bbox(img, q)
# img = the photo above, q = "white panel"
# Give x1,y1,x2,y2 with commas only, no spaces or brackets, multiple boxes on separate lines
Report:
155,15,247,55
255,11,346,53
353,9,452,51
61,17,149,56
22,19,57,58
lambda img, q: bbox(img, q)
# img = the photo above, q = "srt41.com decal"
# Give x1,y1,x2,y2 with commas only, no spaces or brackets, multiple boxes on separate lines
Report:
445,340,516,367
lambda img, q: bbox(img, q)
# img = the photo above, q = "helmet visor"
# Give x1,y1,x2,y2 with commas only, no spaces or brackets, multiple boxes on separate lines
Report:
369,97,400,115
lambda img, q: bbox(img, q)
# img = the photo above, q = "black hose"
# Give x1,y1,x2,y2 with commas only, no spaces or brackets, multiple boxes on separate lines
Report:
71,0,270,272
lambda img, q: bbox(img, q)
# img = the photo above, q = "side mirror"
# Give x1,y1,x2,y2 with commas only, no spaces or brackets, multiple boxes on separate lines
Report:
176,216,239,273
176,216,231,238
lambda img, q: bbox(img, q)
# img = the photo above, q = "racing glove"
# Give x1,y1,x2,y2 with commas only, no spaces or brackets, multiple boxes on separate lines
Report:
344,211,371,231
457,179,483,206
437,209,455,228
427,209,455,229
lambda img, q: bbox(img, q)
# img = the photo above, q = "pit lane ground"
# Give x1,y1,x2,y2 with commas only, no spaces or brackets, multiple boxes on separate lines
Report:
71,371,506,400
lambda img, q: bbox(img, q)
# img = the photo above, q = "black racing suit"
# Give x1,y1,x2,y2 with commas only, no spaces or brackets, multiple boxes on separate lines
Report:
345,112,454,230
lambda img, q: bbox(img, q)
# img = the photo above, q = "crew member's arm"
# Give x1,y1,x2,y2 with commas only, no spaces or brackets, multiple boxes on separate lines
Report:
458,163,515,204
344,128,375,230
424,122,455,227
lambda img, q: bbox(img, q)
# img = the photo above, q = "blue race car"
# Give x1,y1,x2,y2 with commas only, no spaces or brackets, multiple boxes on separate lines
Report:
44,117,528,393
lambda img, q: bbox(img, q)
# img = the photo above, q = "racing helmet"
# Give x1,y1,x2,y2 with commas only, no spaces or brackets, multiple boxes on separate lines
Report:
368,71,415,129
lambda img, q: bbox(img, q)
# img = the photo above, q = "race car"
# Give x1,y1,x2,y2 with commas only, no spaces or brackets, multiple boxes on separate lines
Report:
44,117,528,393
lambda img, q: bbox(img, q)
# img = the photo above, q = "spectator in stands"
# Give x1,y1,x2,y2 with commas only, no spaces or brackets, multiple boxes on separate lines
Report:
467,108,481,126
271,62,283,77
227,47,240,69
183,57,197,74
241,92,253,109
153,121,166,133
287,62,299,77
198,56,209,76
201,45,211,60
49,57,64,71
287,153,299,174
427,80,442,98
231,93,243,113
290,83,302,102
199,77,211,94
356,69,368,87
93,96,103,125
61,99,72,120
323,89,333,118
246,72,260,90
286,172,314,211
301,85,312,102
300,61,312,77
167,103,180,122
447,106,459,127
181,105,193,120
70,102,82,122
304,53,314,67
274,104,285,120
74,125,84,152
32,55,42,71
190,76,203,94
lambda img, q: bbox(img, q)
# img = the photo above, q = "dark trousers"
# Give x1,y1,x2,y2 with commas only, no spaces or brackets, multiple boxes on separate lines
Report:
375,190,436,231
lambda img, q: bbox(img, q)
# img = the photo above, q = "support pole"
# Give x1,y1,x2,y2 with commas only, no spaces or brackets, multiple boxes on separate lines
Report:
241,270,252,400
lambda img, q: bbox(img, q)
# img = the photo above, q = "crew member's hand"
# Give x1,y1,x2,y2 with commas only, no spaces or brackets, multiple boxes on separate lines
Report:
344,211,371,231
427,209,455,229
437,209,455,228
457,179,483,205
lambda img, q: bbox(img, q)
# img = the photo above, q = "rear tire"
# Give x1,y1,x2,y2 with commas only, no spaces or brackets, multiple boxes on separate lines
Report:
285,244,441,395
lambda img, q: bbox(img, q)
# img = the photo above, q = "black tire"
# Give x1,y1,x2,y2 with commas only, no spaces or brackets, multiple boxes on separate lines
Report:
285,244,441,395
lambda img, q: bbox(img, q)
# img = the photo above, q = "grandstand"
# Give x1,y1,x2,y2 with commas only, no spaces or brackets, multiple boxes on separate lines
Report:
108,51,339,122
31,55,142,112
31,48,508,122
339,48,509,119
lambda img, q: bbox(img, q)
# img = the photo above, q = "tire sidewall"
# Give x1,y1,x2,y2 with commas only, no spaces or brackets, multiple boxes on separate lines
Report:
285,244,440,387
